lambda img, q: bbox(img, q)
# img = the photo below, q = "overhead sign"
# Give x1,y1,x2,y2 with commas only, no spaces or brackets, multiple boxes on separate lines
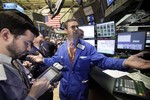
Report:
2,3,17,10
83,6,94,16
2,3,24,13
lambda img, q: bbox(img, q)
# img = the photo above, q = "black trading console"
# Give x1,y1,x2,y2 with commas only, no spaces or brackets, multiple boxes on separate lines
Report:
113,78,150,100
89,66,150,100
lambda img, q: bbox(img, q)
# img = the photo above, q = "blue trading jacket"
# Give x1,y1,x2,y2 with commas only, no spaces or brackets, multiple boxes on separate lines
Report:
43,39,126,100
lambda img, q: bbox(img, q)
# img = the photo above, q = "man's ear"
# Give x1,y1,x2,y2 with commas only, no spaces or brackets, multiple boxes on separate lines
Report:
0,28,11,41
64,28,68,33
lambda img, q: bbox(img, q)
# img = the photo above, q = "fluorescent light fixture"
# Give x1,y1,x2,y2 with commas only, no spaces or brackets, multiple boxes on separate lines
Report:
116,14,132,26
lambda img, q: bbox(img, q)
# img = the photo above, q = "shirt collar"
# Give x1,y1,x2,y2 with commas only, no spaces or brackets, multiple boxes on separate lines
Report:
66,38,79,48
0,54,12,65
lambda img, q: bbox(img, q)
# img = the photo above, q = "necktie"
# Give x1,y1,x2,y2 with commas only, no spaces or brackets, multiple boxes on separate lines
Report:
41,44,47,57
12,59,31,91
68,42,76,63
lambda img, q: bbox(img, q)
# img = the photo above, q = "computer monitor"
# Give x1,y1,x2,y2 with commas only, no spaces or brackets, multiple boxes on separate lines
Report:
117,31,146,51
106,0,115,6
146,32,150,44
96,21,116,37
79,25,95,38
97,39,116,55
84,39,95,46
86,14,95,25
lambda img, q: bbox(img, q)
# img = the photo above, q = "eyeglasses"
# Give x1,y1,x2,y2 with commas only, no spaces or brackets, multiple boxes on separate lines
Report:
24,41,33,48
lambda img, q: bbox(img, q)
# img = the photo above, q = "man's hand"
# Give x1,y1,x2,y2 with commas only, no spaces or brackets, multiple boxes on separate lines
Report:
28,78,51,99
23,61,32,69
124,52,150,69
27,52,43,63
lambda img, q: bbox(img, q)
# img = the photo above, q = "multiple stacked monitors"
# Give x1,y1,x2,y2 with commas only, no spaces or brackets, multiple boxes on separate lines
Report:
117,31,146,51
79,23,146,55
97,39,116,55
96,21,115,37
79,25,95,38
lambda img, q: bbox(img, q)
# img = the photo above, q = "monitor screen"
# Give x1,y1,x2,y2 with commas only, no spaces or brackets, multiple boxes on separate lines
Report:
146,32,150,44
86,15,95,25
40,26,45,35
76,0,83,5
106,0,115,6
96,21,115,37
79,25,95,38
117,31,146,51
97,39,116,55
84,40,95,46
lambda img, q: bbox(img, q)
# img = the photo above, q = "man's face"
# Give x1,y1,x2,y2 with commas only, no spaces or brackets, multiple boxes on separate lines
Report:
7,30,34,59
34,34,44,44
65,21,79,39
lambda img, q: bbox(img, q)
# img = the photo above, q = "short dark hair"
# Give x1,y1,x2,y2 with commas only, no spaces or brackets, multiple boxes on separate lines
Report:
64,19,78,29
0,11,39,37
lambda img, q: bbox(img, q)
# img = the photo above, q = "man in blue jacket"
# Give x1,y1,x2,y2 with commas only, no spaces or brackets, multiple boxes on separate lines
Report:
28,19,150,100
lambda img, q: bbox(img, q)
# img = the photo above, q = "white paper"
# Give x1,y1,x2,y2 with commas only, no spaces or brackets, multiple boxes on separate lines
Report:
103,69,130,78
127,72,150,89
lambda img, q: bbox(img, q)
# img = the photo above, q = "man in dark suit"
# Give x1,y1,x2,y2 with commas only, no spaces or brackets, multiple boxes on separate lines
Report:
26,34,54,100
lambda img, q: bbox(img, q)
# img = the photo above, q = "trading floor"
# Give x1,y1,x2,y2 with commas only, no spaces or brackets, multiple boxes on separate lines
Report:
53,84,60,100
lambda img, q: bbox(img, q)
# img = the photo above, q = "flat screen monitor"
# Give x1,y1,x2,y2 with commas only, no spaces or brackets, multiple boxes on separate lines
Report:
106,0,115,6
76,0,83,5
96,21,115,37
79,25,95,38
40,26,45,35
84,40,95,46
146,32,150,44
51,0,65,19
117,31,146,51
97,39,116,55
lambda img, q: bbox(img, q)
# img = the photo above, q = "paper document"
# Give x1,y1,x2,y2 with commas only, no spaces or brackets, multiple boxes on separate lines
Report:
103,69,130,78
127,72,150,89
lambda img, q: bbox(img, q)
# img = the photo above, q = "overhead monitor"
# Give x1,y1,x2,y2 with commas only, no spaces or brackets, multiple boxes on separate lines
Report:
146,32,150,44
106,0,115,6
2,3,24,13
16,5,24,13
32,12,45,22
84,40,95,46
86,14,95,25
51,0,65,19
79,25,95,38
97,39,116,55
117,31,146,51
96,21,115,37
2,3,17,10
76,0,83,5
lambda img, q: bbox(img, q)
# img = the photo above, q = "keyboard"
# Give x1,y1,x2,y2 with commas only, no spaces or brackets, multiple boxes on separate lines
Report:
113,78,150,100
